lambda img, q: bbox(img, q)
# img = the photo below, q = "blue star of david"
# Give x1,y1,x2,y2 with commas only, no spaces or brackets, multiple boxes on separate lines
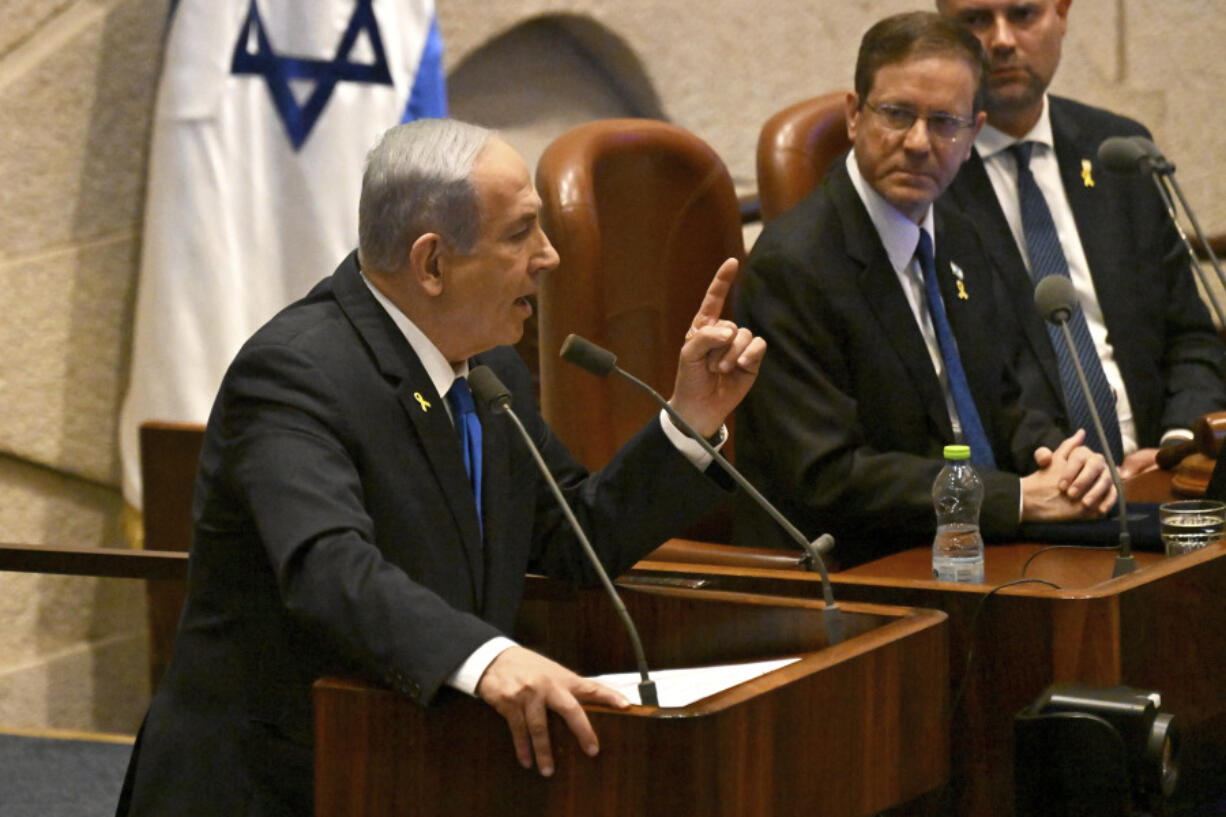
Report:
230,0,394,150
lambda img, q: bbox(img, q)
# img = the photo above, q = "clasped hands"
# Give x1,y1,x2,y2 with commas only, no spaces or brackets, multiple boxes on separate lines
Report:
1020,428,1119,521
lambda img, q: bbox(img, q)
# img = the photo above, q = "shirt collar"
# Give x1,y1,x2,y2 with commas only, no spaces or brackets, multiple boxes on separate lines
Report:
975,93,1054,160
846,152,937,274
359,269,467,399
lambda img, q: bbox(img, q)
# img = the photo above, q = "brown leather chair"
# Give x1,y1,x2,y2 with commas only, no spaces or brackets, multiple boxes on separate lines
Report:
756,91,852,223
535,118,745,477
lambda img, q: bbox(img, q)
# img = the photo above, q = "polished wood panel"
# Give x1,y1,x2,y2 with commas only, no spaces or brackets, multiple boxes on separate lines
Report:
1125,466,1184,502
644,538,808,571
139,421,205,689
315,579,949,817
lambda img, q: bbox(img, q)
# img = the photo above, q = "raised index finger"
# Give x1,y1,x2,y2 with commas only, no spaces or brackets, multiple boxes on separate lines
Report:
692,258,739,329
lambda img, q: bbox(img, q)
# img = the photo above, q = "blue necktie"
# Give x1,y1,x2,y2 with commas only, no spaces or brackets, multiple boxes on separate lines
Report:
917,229,996,469
1009,142,1123,463
445,376,483,533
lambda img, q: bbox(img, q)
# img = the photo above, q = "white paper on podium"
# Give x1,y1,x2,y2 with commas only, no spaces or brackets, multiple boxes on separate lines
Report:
587,657,801,707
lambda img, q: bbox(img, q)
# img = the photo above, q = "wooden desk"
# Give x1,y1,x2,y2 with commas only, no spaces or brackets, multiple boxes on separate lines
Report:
628,540,1226,816
315,579,949,817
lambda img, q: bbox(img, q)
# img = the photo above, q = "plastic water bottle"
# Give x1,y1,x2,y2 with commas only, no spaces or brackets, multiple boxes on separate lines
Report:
932,444,985,583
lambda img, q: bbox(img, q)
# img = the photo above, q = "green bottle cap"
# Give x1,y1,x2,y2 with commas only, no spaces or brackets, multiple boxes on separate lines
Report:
943,445,971,460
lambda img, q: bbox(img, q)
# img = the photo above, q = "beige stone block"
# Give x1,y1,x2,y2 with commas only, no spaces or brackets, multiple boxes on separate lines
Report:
1123,0,1226,229
437,0,1226,238
0,571,143,666
0,0,74,57
0,0,162,259
0,630,149,734
0,453,124,548
438,1,919,193
0,454,135,658
1054,0,1120,87
0,455,147,733
0,236,137,484
449,19,650,173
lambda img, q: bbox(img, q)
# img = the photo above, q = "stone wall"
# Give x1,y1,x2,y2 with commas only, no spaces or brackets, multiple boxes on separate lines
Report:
1,0,1223,733
0,0,163,733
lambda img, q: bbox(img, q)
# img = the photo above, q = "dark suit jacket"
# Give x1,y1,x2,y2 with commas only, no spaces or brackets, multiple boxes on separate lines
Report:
733,161,1062,567
944,95,1226,445
117,252,727,817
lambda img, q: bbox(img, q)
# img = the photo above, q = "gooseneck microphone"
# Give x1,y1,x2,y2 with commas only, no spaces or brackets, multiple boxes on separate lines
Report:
559,333,845,646
1034,277,1135,577
1097,135,1170,175
1098,135,1226,326
467,365,659,707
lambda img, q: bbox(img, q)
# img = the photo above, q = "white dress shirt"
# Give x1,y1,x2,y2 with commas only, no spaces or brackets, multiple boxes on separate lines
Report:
847,153,965,437
847,154,1026,520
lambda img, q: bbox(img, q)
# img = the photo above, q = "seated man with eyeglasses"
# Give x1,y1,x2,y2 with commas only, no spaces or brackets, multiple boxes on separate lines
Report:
733,11,1115,567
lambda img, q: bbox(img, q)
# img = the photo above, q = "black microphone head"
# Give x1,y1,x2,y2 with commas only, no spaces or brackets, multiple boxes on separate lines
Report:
559,334,617,377
1034,275,1076,325
1098,135,1149,173
1132,135,1174,173
467,365,511,411
1132,135,1165,160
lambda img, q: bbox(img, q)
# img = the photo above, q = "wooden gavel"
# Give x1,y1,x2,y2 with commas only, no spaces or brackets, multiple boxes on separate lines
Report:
1156,411,1226,470
1156,411,1226,497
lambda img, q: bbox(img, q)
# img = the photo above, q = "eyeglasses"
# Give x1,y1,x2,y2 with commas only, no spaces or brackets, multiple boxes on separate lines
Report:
864,101,975,144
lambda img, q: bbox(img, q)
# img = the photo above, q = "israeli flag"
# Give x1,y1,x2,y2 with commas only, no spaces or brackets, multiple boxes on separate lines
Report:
119,0,446,506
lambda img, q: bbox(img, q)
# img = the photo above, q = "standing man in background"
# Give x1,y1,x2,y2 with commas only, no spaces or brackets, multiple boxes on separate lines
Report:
937,0,1226,475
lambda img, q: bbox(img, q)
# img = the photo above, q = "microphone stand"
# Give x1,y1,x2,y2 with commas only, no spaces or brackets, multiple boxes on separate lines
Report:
1099,135,1226,326
1141,155,1226,327
560,334,845,646
469,366,660,707
1047,308,1135,577
1135,138,1226,297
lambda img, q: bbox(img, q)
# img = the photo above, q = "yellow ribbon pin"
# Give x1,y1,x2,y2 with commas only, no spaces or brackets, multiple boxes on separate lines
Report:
413,392,431,412
949,260,968,301
1081,159,1095,188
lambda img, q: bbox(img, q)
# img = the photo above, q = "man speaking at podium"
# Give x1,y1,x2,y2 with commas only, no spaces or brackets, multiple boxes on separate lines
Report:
116,118,765,816
735,12,1115,567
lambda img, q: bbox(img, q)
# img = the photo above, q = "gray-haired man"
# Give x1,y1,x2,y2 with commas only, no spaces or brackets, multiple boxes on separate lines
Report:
116,118,764,816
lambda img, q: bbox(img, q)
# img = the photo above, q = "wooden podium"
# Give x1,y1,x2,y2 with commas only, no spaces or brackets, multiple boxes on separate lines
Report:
630,541,1226,816
314,578,949,817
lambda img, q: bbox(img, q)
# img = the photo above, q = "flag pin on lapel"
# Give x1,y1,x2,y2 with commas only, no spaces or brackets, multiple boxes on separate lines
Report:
1081,159,1095,187
950,260,969,301
413,392,432,412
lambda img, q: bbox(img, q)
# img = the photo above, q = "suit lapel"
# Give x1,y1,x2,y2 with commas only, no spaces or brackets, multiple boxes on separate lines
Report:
469,356,510,615
935,209,997,427
953,151,1064,401
1050,99,1122,332
331,255,486,606
834,174,954,439
396,380,486,605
